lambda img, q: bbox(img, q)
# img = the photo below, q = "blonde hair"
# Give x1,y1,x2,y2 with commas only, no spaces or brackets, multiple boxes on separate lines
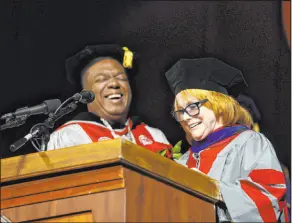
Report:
174,89,253,127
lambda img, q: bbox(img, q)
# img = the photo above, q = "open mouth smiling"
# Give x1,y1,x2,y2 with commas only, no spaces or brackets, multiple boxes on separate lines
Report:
105,93,124,101
188,122,202,129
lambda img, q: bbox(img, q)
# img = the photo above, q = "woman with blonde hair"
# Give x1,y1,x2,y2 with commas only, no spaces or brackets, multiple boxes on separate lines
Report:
165,58,289,223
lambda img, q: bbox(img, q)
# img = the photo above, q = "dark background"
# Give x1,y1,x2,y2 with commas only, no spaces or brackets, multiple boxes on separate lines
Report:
0,1,290,170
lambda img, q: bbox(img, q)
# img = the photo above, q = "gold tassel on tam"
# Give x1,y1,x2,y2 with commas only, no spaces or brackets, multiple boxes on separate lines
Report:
253,122,260,132
122,47,133,68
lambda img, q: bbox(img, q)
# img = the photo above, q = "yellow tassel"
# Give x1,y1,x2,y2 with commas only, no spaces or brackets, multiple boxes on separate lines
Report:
253,122,260,132
122,46,133,69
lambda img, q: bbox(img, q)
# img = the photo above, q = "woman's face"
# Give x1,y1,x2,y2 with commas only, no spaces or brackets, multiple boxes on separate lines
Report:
175,92,223,141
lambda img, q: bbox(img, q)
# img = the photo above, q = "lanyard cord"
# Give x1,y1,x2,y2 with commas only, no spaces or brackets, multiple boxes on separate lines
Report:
100,118,136,143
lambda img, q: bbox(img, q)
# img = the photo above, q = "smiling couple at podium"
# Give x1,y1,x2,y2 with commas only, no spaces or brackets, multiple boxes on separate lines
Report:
47,45,289,223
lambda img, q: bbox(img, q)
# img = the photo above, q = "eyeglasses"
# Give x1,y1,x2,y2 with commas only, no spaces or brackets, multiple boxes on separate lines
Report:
172,99,208,122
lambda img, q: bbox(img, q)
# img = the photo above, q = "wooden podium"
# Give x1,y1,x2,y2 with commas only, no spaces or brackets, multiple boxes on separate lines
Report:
1,139,220,222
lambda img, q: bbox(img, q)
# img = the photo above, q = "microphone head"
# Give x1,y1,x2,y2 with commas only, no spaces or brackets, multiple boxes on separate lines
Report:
43,99,62,114
79,90,95,104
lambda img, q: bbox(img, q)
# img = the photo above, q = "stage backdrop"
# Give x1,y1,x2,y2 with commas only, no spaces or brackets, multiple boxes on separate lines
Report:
0,1,290,169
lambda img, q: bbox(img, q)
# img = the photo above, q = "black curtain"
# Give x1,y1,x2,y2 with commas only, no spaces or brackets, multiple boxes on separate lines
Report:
1,1,290,169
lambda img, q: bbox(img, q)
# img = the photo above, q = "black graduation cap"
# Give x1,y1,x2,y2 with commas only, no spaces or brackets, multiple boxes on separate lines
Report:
165,57,248,97
236,93,261,122
66,44,136,85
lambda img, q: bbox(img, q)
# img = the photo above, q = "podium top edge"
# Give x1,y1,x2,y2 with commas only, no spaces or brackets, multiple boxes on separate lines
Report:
1,139,220,202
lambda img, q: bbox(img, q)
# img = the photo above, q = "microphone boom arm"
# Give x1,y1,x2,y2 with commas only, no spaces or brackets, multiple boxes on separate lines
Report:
8,90,94,152
0,115,28,131
9,102,78,153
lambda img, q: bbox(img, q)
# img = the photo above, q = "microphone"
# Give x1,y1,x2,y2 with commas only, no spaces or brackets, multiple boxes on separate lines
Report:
1,99,62,120
10,128,40,152
9,101,78,151
72,90,95,104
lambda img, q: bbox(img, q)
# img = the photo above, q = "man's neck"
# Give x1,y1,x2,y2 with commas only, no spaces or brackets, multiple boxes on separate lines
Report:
106,117,126,125
102,117,129,130
96,113,128,128
72,111,142,129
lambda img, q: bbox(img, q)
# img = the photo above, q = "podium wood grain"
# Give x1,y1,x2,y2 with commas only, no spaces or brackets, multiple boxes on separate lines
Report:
1,139,219,222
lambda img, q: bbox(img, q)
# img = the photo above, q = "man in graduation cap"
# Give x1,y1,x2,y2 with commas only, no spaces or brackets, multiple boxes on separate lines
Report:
47,44,172,156
165,58,289,222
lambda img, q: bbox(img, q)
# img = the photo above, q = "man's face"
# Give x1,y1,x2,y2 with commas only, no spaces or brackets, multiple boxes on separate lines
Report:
83,59,132,123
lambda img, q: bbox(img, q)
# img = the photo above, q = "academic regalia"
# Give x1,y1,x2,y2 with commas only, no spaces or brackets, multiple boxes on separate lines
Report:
165,58,289,222
47,112,172,153
48,44,172,155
